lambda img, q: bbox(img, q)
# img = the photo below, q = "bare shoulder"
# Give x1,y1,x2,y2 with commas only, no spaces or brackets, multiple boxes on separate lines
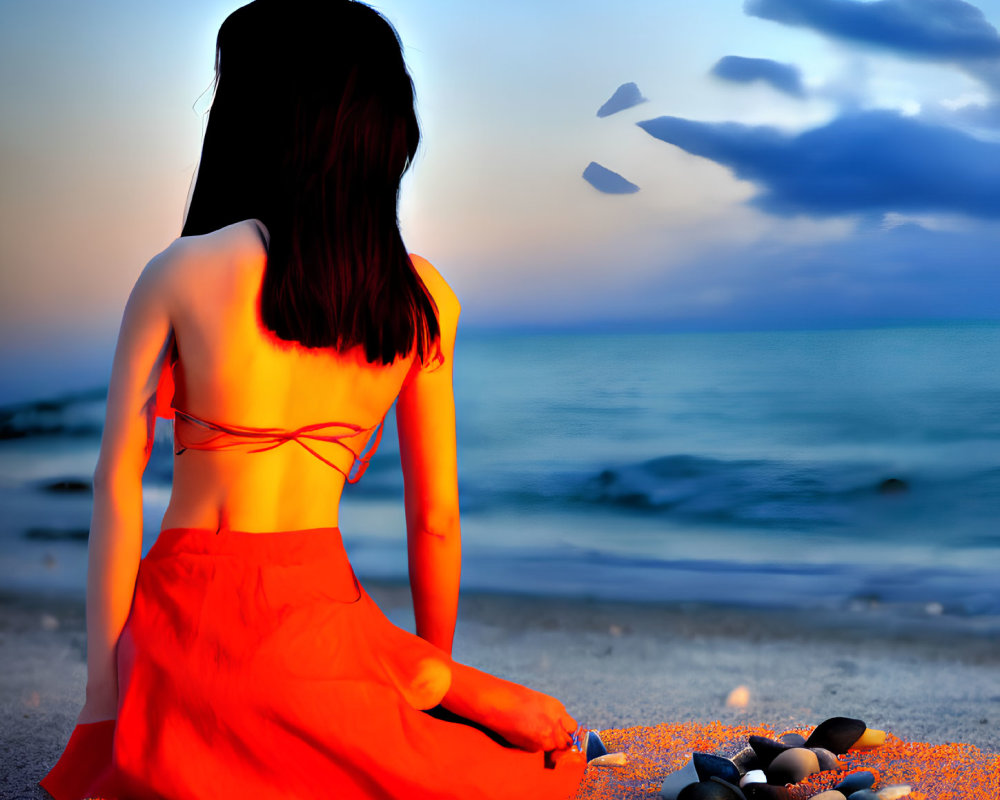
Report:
142,220,263,293
409,254,460,319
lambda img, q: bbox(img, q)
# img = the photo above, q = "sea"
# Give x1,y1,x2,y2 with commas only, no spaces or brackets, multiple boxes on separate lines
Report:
2,324,998,631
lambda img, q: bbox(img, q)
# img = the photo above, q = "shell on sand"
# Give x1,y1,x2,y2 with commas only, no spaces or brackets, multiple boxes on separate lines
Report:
588,752,627,767
876,786,912,800
725,685,750,708
852,728,887,750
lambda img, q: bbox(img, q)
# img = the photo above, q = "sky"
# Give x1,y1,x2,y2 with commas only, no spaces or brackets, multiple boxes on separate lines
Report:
2,0,1000,401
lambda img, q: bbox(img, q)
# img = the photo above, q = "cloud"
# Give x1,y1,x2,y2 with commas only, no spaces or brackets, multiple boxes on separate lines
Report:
711,55,806,97
744,0,1000,61
597,82,647,117
637,109,1000,218
582,162,640,194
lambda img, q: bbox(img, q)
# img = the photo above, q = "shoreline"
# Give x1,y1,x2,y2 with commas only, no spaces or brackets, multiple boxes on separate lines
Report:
3,582,998,798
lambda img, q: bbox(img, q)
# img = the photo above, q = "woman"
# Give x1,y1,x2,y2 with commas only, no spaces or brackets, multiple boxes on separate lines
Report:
39,2,586,798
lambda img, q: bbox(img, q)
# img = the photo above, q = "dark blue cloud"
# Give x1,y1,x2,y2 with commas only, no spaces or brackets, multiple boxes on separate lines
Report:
744,0,1000,61
597,82,647,118
711,55,805,97
582,162,640,194
637,110,1000,217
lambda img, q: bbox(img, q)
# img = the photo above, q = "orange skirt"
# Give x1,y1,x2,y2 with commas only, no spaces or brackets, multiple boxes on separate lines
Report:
39,527,584,800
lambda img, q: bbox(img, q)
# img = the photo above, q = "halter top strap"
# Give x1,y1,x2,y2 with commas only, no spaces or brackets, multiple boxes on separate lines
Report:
172,407,386,484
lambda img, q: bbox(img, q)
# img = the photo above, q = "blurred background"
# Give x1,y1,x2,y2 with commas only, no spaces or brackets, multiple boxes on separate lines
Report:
2,0,999,628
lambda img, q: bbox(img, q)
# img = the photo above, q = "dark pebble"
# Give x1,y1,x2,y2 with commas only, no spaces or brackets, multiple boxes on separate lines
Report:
811,747,844,771
846,791,879,800
660,757,700,800
693,752,740,784
748,736,791,768
766,748,819,784
709,777,747,799
742,785,790,800
778,732,806,747
586,730,608,761
804,717,867,753
677,780,742,800
835,772,876,793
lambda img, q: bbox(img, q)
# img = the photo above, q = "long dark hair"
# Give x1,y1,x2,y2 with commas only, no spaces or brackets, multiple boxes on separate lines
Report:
182,0,439,365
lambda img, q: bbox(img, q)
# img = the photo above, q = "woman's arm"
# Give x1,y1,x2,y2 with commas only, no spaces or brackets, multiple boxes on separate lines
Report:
395,255,462,656
78,246,176,723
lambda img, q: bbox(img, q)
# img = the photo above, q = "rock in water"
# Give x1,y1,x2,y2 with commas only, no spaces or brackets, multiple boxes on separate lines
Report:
810,747,844,771
804,717,867,753
661,756,701,800
596,82,646,117
693,752,740,784
766,748,819,784
877,477,908,494
835,772,876,794
748,736,792,768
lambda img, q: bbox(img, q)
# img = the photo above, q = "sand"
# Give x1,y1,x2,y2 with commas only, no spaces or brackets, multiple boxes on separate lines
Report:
2,585,997,800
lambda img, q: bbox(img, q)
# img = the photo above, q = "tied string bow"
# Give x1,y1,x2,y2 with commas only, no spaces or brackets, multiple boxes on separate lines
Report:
173,409,386,484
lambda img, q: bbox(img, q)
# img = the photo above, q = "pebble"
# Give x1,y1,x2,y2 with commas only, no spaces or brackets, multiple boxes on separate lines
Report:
748,736,792,768
835,772,876,794
589,752,626,767
809,793,846,800
677,780,744,800
778,732,806,747
876,786,912,800
810,747,843,771
846,791,879,800
585,730,608,762
742,785,790,800
731,745,760,774
766,747,819,784
693,752,740,784
660,756,701,800
739,770,766,787
804,717,867,754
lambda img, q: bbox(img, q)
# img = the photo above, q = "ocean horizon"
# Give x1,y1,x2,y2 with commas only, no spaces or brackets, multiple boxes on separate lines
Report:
2,323,999,632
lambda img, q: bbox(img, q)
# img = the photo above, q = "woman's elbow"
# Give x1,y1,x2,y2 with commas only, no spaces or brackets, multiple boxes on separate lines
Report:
409,507,461,542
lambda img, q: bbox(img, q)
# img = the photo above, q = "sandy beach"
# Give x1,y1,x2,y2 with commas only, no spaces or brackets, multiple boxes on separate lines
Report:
2,583,997,799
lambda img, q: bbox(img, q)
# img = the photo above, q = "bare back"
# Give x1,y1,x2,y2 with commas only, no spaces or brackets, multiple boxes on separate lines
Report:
156,220,429,533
